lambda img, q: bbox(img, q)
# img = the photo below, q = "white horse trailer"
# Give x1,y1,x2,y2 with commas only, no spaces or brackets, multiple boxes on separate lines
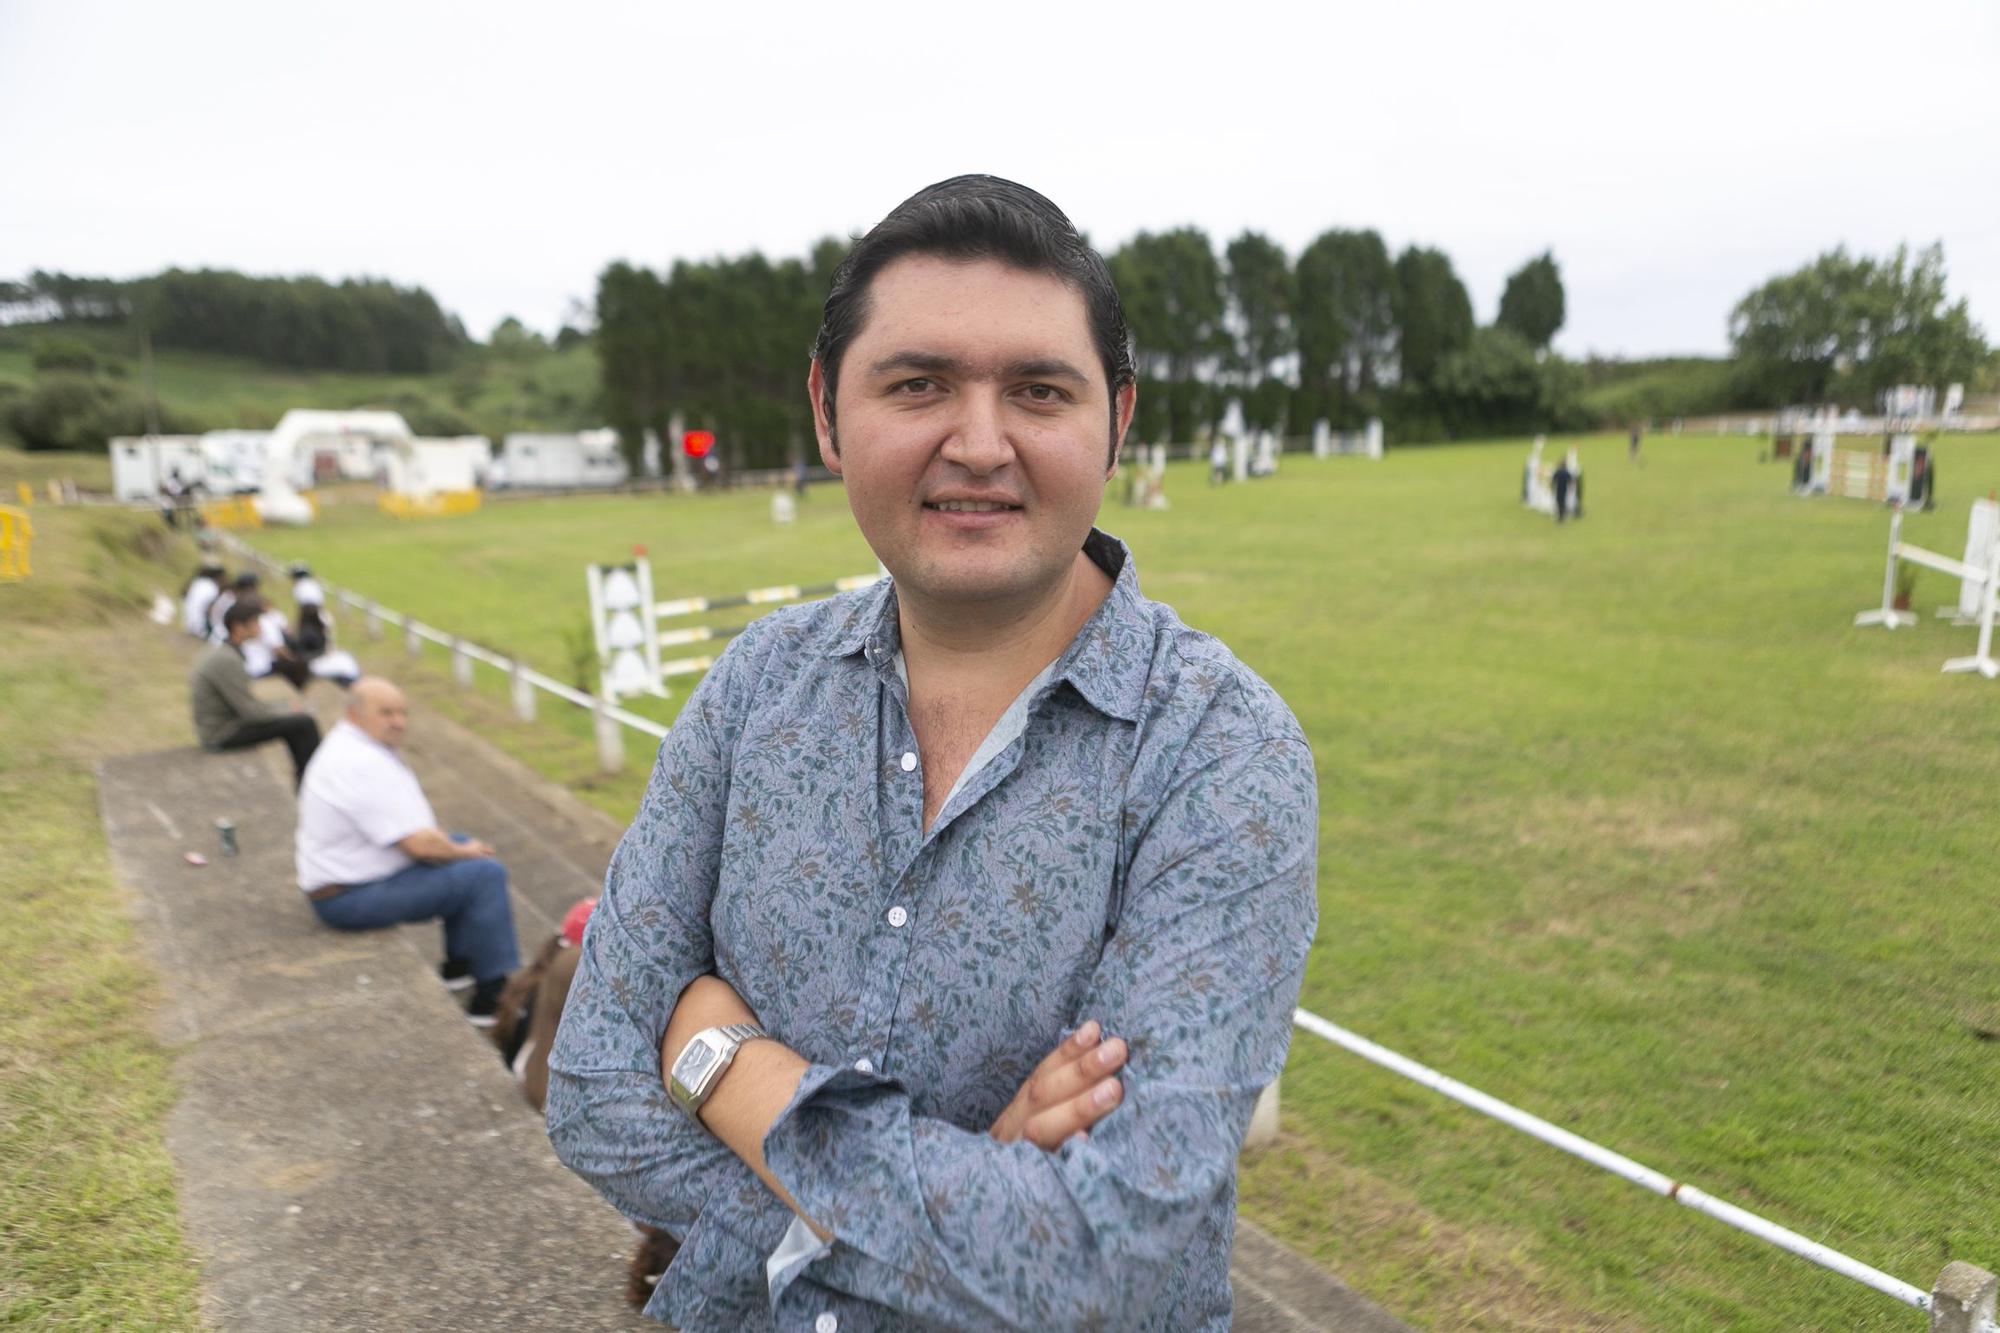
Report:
110,435,207,501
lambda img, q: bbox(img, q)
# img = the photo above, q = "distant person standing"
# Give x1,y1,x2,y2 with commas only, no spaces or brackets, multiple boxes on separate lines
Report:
1567,446,1584,519
1208,436,1228,485
191,599,322,784
1628,425,1642,462
1551,452,1574,523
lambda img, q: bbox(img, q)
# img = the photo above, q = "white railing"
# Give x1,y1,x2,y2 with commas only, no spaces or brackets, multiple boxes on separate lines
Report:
1292,1008,1998,1332
220,536,669,771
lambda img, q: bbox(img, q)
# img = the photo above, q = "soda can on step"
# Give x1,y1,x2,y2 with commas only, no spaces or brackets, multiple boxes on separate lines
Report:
216,819,238,857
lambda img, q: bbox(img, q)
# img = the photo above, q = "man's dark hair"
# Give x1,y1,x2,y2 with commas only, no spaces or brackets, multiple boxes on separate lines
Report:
222,598,264,634
232,571,260,589
811,175,1134,463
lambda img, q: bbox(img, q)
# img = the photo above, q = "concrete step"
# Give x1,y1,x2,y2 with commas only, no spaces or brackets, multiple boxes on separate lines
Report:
99,747,647,1332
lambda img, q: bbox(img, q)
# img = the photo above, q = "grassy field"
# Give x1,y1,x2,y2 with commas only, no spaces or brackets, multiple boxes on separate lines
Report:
233,431,2000,1329
0,503,204,1327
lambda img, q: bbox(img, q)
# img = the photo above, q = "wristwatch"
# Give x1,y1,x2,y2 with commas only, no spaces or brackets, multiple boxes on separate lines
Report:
668,1022,766,1118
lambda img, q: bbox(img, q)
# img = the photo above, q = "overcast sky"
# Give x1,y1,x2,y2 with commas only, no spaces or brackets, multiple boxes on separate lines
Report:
3,0,1995,359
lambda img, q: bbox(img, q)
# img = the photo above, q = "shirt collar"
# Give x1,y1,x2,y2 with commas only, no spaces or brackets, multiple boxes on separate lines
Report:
826,528,1149,724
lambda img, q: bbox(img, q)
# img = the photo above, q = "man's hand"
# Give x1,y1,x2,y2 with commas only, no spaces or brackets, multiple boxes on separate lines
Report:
988,1020,1127,1151
455,837,497,859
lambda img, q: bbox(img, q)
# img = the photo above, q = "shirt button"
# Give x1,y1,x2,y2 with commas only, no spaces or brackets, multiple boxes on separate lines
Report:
816,1315,838,1333
899,750,917,772
887,905,908,928
853,1057,874,1074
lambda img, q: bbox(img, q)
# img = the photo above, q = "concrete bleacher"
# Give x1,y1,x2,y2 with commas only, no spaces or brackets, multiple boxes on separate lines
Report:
99,745,646,1330
102,660,1404,1331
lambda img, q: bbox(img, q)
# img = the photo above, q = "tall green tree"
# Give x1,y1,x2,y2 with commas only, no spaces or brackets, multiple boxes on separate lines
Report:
1294,229,1397,428
1730,243,1987,406
1109,228,1225,443
595,238,845,473
1223,232,1295,433
1431,326,1586,438
1495,251,1565,350
595,261,674,471
1392,246,1474,388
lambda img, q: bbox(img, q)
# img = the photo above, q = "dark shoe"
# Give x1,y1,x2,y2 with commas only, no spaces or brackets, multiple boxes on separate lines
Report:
465,978,504,1028
439,958,475,992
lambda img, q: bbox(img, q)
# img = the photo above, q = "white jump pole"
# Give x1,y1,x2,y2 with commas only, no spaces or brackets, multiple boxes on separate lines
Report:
1941,538,2000,679
1855,507,1919,629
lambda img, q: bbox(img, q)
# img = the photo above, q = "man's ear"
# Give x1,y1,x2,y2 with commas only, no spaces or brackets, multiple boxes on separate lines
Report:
1107,379,1138,476
807,360,841,474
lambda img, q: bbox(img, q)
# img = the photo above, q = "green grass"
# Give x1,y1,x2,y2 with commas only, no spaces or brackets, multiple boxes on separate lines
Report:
0,506,204,1328
0,443,112,495
239,433,2000,1329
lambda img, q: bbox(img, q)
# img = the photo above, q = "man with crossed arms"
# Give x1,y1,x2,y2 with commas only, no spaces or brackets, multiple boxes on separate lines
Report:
549,175,1318,1330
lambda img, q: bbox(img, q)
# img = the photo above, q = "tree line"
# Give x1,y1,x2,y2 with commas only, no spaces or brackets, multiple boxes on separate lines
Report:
595,229,1589,472
1728,243,1988,408
1,269,465,374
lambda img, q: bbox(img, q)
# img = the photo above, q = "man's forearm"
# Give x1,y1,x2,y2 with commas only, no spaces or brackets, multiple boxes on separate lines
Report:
700,1040,823,1239
664,976,824,1237
400,828,475,862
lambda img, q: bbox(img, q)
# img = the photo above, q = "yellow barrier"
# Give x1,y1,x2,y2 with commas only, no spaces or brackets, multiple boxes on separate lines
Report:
378,489,482,520
199,496,264,530
0,505,32,581
14,482,30,506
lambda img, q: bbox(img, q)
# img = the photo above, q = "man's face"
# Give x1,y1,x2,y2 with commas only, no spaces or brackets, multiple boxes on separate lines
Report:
809,256,1133,610
350,687,409,748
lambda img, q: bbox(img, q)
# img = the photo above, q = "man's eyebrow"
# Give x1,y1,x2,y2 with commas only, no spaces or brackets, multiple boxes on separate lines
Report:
867,351,965,378
864,351,1092,385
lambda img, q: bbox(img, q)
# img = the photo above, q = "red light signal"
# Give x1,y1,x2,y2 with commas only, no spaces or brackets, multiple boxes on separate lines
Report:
683,430,715,459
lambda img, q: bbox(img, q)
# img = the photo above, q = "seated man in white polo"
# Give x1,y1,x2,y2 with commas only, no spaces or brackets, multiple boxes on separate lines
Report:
295,676,521,1024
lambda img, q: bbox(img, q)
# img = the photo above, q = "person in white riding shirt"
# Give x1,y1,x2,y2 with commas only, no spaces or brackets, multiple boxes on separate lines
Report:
181,560,225,638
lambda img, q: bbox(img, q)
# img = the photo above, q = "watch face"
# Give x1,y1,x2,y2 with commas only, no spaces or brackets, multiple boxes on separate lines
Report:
679,1044,715,1083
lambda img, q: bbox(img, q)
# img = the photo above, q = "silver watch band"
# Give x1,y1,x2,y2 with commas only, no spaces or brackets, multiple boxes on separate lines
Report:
669,1022,767,1117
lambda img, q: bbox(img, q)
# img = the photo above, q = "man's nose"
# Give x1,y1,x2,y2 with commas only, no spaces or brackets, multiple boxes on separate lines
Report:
937,391,1014,475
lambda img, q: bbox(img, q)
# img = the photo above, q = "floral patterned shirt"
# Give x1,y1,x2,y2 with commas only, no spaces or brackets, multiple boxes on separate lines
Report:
547,530,1319,1331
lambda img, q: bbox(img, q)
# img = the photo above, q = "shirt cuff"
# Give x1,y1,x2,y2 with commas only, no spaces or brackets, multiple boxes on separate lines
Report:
760,1062,905,1262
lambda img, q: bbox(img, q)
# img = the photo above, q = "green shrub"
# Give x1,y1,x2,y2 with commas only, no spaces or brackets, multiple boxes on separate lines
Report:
2,374,196,452
31,337,99,375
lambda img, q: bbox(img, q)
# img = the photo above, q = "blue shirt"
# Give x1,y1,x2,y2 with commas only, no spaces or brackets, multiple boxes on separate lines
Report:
548,530,1319,1331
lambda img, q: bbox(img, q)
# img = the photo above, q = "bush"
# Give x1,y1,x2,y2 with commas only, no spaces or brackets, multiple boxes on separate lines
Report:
2,374,196,452
31,337,99,375
351,391,479,438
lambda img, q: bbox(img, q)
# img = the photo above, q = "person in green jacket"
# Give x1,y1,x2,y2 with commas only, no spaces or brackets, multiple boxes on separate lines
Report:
191,598,321,784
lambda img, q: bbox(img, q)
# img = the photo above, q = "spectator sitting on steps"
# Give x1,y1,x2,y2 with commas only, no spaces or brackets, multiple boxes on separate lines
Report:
191,598,322,786
294,677,522,1026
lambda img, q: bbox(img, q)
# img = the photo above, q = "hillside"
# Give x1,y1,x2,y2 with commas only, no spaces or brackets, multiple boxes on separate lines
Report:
0,322,604,447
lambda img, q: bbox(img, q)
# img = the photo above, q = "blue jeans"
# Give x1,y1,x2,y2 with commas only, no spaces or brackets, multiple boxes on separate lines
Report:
311,855,521,982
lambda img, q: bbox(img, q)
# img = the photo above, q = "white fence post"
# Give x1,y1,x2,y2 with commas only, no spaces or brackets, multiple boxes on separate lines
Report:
364,600,383,641
1929,1261,1996,1333
402,614,420,659
510,660,536,722
593,696,624,774
451,638,473,688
